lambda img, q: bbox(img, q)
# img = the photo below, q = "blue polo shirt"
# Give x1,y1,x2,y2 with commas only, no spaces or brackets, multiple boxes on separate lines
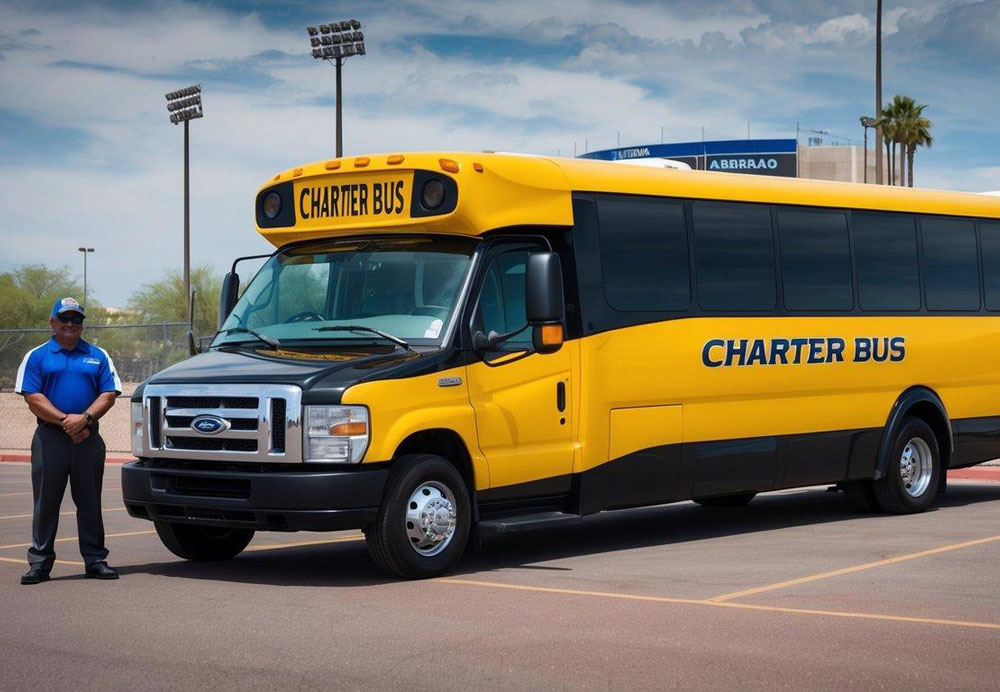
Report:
14,337,121,414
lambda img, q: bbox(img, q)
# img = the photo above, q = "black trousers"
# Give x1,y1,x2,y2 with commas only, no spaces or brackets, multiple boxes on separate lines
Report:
28,424,108,570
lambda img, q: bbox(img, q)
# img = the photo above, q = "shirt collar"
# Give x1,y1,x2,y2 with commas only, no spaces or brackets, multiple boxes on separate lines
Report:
47,336,91,354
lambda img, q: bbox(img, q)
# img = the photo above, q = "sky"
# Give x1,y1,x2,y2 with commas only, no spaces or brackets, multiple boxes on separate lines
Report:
1,0,998,307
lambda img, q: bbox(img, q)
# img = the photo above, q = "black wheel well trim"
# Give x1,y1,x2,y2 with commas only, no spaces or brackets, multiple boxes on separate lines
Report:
392,429,479,521
875,385,952,480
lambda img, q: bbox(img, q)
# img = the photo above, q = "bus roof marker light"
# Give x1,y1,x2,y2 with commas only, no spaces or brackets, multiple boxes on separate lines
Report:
293,168,303,177
325,160,341,170
439,159,459,173
473,162,484,172
354,157,370,168
387,155,405,165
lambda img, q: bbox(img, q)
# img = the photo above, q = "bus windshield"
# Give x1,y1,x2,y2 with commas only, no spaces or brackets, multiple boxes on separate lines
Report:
214,236,477,349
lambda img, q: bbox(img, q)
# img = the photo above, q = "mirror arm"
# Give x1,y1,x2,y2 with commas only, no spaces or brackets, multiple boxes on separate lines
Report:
474,323,531,351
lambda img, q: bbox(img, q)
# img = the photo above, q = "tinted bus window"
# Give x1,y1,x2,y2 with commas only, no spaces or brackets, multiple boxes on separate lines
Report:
921,217,980,311
853,212,920,311
981,221,1000,311
777,207,853,311
693,201,775,311
597,194,690,312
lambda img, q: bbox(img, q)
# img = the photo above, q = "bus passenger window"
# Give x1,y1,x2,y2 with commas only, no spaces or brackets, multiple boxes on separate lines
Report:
853,212,920,311
693,201,776,311
921,218,980,311
778,207,853,311
981,222,1000,311
596,194,689,312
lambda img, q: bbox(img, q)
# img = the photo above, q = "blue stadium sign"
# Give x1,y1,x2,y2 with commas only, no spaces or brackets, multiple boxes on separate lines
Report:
581,139,798,177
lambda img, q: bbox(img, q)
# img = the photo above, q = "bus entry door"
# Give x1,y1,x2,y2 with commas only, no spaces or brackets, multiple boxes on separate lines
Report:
465,247,575,496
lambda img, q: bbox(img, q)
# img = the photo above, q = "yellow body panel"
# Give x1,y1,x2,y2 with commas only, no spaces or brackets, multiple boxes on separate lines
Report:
577,316,1000,472
609,405,683,460
340,365,489,490
257,151,1000,247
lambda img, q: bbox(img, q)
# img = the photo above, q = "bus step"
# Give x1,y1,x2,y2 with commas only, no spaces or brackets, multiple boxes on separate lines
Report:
478,511,582,535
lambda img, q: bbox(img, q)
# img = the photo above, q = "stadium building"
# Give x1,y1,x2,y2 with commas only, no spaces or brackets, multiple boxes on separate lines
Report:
580,137,902,184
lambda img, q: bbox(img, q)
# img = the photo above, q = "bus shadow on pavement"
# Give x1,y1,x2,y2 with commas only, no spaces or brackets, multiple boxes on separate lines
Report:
116,483,1000,587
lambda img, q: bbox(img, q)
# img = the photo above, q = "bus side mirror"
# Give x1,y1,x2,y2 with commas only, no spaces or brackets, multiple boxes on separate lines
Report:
526,252,565,355
218,272,240,330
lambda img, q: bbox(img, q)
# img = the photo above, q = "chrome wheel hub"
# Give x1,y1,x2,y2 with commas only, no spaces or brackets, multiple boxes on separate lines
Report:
900,437,933,497
405,481,457,557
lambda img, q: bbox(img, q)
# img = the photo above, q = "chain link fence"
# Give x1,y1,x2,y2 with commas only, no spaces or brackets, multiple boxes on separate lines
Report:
0,322,205,391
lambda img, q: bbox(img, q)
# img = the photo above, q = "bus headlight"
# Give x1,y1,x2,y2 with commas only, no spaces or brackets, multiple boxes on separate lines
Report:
421,179,445,209
131,402,143,456
304,405,369,463
262,191,282,219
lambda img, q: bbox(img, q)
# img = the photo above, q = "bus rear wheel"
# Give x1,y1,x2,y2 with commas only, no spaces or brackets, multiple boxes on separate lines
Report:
154,521,254,561
873,417,941,514
693,492,757,507
366,454,471,579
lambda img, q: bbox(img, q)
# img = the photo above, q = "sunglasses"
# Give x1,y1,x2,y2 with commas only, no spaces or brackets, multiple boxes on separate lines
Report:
57,314,85,325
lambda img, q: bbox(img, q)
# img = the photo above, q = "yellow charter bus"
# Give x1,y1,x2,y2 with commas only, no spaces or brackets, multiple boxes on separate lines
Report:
123,152,1000,578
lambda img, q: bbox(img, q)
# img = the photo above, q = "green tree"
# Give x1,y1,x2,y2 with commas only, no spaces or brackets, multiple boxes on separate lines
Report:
127,264,222,336
0,264,85,327
878,95,933,188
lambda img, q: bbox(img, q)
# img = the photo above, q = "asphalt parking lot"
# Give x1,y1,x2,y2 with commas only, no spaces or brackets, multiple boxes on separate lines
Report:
1,463,999,690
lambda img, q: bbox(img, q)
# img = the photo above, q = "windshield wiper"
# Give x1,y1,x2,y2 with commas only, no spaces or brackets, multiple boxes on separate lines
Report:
216,327,280,350
312,325,413,351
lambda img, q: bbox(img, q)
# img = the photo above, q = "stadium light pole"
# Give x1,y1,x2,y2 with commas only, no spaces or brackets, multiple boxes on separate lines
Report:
165,84,203,325
78,247,94,309
860,116,876,184
306,19,366,157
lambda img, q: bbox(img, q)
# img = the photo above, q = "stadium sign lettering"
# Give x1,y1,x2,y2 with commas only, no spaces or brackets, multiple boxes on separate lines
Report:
709,157,779,171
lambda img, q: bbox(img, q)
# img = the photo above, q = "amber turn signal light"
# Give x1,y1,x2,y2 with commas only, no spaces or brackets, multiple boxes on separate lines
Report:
324,160,341,170
387,154,405,165
439,158,459,173
540,324,563,347
329,421,368,436
354,157,370,168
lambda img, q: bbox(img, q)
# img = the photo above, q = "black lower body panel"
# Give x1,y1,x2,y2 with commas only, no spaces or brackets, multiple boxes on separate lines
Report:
121,460,387,531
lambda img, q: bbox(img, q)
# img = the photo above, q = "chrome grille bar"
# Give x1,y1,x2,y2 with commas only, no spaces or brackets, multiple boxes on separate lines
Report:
140,384,303,463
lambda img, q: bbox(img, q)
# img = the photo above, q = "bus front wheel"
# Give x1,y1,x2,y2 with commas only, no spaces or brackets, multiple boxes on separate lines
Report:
873,417,941,514
366,454,471,579
154,521,254,561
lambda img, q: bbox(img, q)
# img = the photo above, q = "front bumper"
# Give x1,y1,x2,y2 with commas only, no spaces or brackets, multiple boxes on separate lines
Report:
121,460,387,532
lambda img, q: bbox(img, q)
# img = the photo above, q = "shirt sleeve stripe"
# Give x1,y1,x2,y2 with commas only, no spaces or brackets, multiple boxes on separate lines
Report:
96,346,123,394
13,345,44,395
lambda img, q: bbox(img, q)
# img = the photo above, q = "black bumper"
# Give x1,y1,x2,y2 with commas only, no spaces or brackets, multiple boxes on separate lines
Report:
121,460,387,532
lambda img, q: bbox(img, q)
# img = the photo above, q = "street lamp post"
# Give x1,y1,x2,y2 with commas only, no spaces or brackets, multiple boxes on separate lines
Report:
78,247,94,309
306,19,366,157
164,84,203,325
860,116,876,184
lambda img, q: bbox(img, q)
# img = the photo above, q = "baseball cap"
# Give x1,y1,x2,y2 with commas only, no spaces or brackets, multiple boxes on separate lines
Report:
51,297,85,319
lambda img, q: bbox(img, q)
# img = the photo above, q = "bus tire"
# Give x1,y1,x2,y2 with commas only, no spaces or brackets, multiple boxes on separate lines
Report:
154,521,254,561
872,417,941,514
366,454,471,579
842,481,880,513
693,492,757,507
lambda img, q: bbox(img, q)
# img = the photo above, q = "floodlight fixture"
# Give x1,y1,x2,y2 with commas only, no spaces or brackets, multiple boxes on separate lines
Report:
163,83,203,325
305,19,366,157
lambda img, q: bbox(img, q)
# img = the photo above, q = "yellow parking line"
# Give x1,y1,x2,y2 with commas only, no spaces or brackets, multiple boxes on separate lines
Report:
0,555,85,567
0,529,155,551
245,535,364,552
0,492,32,497
439,578,1000,632
708,533,1000,602
0,507,128,521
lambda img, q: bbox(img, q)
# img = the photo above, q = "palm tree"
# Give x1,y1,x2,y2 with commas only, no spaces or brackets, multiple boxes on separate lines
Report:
879,95,933,187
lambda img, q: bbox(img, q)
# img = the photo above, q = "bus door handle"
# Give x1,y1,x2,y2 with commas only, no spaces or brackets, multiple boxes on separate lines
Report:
556,381,566,412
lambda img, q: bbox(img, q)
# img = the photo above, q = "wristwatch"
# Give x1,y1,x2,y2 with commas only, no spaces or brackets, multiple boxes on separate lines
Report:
84,412,93,426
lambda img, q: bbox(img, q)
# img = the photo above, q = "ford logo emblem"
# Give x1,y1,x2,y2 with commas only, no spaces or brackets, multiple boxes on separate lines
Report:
191,415,227,435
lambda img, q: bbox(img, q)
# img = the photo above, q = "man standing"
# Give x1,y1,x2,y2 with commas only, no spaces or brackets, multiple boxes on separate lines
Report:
14,297,121,584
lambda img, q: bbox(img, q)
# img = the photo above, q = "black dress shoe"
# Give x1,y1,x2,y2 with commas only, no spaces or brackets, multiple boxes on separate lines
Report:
21,567,50,585
84,562,119,580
